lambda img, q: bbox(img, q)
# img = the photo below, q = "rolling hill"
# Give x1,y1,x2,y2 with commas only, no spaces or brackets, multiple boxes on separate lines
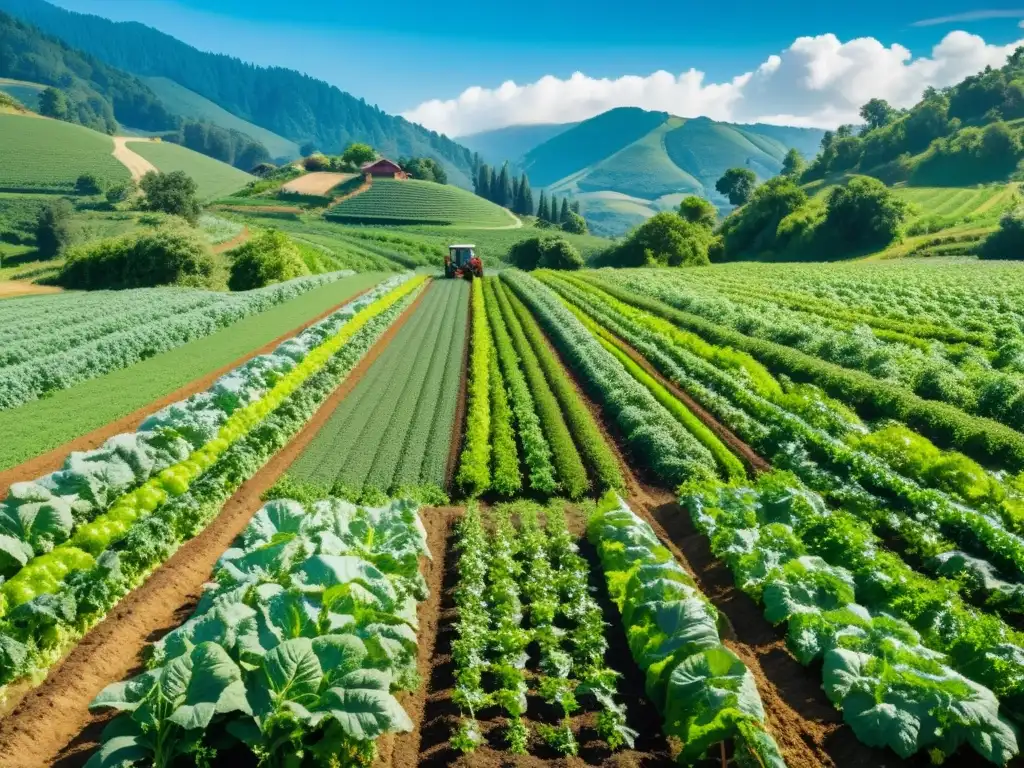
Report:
325,179,517,227
0,113,130,191
126,140,253,200
140,77,299,162
0,0,482,185
517,107,824,236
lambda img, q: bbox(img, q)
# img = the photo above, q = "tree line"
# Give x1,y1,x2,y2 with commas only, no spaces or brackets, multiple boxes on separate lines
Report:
473,162,586,233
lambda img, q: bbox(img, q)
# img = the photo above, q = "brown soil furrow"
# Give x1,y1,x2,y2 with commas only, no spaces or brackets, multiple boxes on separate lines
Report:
0,281,380,500
387,506,461,768
212,225,251,254
0,287,427,768
600,327,770,475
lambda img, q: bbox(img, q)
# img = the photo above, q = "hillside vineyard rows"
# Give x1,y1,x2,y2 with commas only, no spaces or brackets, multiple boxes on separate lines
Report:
3,259,1024,768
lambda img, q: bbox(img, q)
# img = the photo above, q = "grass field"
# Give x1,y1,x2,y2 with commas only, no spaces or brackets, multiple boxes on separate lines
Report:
288,279,469,496
326,178,515,227
140,76,299,160
0,114,129,191
396,223,612,262
0,272,386,469
126,140,254,200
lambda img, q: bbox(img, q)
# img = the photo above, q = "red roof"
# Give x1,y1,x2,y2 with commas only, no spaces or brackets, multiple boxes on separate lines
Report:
361,158,403,173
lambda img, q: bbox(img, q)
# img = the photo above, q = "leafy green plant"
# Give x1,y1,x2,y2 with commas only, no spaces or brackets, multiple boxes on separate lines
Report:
455,279,492,496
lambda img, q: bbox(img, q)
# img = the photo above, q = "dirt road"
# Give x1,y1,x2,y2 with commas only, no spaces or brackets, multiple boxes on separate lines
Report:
111,137,157,181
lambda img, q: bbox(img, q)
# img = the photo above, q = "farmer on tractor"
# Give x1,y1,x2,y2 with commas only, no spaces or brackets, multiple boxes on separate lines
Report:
445,244,483,279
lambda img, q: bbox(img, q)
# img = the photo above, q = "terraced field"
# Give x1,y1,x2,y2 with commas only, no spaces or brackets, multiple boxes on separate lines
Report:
326,178,516,226
4,259,1024,768
0,114,130,191
125,139,254,199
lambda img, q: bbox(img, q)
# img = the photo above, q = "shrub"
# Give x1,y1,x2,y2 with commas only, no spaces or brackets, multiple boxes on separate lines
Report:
719,176,808,259
228,230,309,291
60,224,217,289
979,206,1024,260
303,153,331,172
105,180,136,205
75,173,104,196
603,212,713,267
561,211,588,234
678,195,717,228
508,236,582,271
822,176,907,250
35,199,75,258
140,171,201,224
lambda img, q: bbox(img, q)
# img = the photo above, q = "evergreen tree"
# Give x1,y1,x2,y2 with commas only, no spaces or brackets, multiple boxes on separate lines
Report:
570,200,581,215
475,164,491,201
559,197,570,224
511,175,521,211
497,163,513,208
522,176,534,216
537,190,549,221
488,166,498,203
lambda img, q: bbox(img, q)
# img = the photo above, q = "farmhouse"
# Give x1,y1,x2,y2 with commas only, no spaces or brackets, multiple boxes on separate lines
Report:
362,157,407,179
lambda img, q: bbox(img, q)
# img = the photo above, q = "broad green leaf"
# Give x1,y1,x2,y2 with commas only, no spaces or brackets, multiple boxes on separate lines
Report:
90,670,160,712
841,692,922,758
315,669,413,740
166,642,251,730
312,634,368,681
83,716,150,768
260,637,323,709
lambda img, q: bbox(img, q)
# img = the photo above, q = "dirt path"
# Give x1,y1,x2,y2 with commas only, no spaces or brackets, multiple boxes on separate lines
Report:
0,281,379,500
444,292,472,491
212,225,251,254
111,137,157,181
0,289,428,768
0,281,62,299
282,172,355,196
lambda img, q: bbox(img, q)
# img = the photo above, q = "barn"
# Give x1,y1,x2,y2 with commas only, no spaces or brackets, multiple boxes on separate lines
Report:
361,158,407,179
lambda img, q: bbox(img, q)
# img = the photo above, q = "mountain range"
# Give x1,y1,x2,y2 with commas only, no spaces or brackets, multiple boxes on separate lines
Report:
464,108,825,236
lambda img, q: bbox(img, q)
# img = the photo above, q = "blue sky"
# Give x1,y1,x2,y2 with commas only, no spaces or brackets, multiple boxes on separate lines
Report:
50,0,1024,133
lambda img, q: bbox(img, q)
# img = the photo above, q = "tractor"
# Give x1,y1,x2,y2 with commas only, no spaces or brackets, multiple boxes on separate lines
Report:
445,244,483,280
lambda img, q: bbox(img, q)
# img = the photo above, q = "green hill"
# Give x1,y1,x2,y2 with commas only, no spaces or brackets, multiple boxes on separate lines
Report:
0,0,481,183
526,108,824,236
0,77,44,110
126,140,253,200
326,179,516,227
141,76,298,161
0,113,129,191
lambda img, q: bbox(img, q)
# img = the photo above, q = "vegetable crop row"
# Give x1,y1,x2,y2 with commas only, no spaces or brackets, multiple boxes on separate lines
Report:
501,270,716,487
85,496,430,768
587,493,785,765
455,279,491,496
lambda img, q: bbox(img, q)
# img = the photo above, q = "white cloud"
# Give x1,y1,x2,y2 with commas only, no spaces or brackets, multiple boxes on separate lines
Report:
402,31,1024,136
912,10,1024,26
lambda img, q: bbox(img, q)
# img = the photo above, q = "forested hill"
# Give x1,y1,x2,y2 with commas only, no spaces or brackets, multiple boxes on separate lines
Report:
0,10,177,133
0,0,480,183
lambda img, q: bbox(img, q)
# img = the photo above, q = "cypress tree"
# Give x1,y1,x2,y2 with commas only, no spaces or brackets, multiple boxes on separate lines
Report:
537,190,549,221
497,163,513,208
517,174,533,216
488,166,498,203
511,175,521,211
559,197,570,224
475,164,491,201
570,200,581,215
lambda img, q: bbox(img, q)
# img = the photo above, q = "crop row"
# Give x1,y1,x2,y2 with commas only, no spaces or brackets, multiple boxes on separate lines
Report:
86,496,429,767
588,493,785,764
0,273,358,411
286,280,468,502
451,502,636,756
581,272,1024,472
596,269,1024,436
0,275,423,690
542,273,1024,606
326,179,511,227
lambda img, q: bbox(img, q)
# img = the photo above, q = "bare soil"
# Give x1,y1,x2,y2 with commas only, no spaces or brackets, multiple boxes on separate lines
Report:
212,225,251,254
111,138,158,181
0,281,378,501
0,288,427,768
445,288,472,491
0,281,62,299
282,172,356,196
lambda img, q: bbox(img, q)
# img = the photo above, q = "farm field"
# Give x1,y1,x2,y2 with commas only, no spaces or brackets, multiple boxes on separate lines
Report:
4,261,1024,768
0,272,386,470
326,178,517,226
285,279,470,500
125,139,254,200
282,171,356,195
0,114,130,191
